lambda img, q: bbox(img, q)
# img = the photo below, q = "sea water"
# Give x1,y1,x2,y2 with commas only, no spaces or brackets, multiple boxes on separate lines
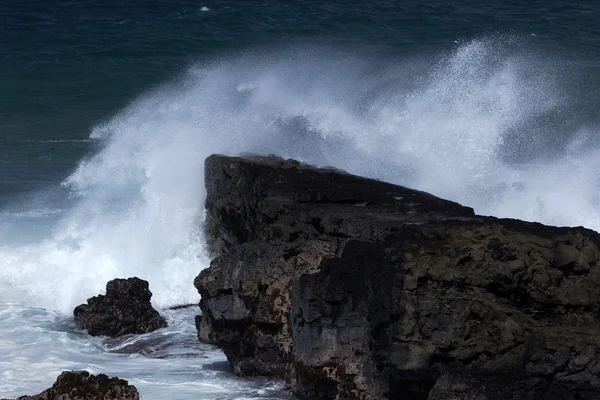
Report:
2,1,600,398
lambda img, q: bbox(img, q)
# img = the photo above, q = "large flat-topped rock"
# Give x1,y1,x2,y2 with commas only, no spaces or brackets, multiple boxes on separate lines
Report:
204,154,475,256
196,154,600,400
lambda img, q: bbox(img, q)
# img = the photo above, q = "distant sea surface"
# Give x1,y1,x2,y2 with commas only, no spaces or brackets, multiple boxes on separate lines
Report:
2,1,600,398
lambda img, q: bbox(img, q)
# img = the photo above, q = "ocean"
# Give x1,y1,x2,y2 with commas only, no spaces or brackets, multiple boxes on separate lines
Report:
2,1,600,398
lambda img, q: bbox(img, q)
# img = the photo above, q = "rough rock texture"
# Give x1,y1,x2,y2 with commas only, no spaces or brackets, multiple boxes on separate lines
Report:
9,371,139,400
74,277,167,337
195,154,600,400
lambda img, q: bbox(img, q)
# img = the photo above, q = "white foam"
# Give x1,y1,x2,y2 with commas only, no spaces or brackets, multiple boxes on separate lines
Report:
1,39,600,315
0,300,284,399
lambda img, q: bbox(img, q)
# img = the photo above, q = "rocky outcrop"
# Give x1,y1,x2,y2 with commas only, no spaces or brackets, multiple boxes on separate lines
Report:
195,154,600,400
74,278,167,337
9,371,139,400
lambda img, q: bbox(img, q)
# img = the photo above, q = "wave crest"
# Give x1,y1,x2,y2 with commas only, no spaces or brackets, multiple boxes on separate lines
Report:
2,38,600,312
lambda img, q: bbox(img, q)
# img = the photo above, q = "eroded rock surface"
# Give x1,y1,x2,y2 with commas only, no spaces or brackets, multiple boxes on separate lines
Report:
74,277,167,337
195,154,600,399
9,371,139,400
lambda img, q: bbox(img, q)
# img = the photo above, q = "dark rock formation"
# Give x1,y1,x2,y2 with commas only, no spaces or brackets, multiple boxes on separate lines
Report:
74,277,167,337
9,370,139,400
195,154,600,400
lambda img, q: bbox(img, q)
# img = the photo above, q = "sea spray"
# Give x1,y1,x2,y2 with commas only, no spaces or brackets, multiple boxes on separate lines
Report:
2,39,600,314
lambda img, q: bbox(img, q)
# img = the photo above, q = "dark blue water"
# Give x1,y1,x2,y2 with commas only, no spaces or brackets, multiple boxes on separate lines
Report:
3,1,600,204
3,2,600,398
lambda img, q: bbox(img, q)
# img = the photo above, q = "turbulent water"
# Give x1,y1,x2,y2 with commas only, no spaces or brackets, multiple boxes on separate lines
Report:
3,1,600,398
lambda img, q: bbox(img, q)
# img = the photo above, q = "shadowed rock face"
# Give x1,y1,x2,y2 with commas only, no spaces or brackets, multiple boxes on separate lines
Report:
195,154,600,400
74,277,167,337
8,371,139,400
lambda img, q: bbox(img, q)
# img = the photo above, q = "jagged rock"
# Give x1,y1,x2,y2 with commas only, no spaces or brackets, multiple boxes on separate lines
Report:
9,370,139,400
74,277,167,337
195,154,600,400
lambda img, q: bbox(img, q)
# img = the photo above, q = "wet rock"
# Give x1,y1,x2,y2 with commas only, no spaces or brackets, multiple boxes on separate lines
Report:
196,154,600,399
10,370,139,400
74,277,167,337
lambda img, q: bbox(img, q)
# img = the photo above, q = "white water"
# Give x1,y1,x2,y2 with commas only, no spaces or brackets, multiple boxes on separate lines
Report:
0,301,287,399
2,39,600,398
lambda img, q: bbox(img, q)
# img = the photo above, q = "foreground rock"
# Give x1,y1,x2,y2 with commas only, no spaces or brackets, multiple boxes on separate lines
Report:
195,154,600,400
10,371,139,400
74,278,167,337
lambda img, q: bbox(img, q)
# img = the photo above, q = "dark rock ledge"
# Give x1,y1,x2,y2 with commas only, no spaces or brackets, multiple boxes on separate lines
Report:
4,371,139,400
195,154,600,400
74,277,167,337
